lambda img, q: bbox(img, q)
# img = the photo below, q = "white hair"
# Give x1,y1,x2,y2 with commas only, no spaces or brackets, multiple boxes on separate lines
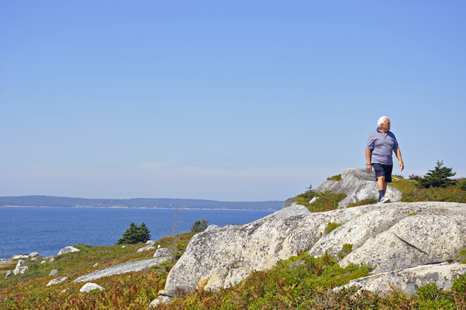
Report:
377,116,389,128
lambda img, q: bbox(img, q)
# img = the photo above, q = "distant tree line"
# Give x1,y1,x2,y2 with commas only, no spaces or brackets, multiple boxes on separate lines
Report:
0,196,283,210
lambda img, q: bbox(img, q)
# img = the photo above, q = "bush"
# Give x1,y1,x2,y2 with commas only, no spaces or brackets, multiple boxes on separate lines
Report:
300,184,318,200
458,179,466,191
337,243,353,259
324,222,342,235
190,219,209,233
327,174,342,181
117,222,151,244
416,160,457,188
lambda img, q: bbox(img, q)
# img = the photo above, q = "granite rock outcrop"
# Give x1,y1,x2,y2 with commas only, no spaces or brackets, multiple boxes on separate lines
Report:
152,201,466,305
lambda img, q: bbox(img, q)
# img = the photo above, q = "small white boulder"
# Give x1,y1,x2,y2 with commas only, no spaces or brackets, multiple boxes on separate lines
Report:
80,283,105,293
57,246,80,256
137,245,155,253
47,277,68,286
154,248,172,258
29,252,39,258
5,270,12,279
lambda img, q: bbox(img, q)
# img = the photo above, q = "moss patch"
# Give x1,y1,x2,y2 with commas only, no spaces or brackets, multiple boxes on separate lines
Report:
327,174,342,181
294,192,347,212
324,222,342,235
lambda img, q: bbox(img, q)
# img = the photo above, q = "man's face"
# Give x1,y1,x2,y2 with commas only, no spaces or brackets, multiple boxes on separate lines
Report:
380,118,391,132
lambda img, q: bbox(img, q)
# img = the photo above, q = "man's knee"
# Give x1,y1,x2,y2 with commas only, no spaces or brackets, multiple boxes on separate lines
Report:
378,176,386,182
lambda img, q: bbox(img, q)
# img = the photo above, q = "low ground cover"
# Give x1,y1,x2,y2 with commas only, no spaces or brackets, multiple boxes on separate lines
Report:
0,233,194,309
157,252,466,310
293,185,347,212
390,176,466,203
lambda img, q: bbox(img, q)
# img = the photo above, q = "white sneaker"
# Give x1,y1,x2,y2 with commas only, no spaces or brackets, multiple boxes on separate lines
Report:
380,196,391,203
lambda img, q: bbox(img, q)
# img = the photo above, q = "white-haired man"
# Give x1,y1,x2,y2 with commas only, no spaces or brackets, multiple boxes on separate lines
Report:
365,116,404,203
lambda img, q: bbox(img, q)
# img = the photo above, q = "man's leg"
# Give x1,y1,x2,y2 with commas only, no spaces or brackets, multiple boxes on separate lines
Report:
377,176,386,201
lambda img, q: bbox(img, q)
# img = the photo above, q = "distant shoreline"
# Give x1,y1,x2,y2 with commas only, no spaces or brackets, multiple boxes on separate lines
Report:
0,205,280,211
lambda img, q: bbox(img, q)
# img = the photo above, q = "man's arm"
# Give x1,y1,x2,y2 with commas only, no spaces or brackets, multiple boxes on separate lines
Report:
365,149,372,172
396,148,404,171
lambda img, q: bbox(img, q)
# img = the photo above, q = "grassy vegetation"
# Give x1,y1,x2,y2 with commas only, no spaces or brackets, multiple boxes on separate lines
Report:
157,251,373,309
0,233,194,309
390,176,466,203
327,174,342,181
293,190,347,213
155,251,466,310
324,222,342,235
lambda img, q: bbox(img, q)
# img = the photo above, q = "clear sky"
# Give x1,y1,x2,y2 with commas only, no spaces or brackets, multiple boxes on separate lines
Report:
1,1,465,201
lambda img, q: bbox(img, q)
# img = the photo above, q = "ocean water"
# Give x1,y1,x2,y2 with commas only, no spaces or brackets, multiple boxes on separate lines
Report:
0,207,275,259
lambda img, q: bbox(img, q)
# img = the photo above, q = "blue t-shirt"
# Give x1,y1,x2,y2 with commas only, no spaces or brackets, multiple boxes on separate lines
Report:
366,128,399,165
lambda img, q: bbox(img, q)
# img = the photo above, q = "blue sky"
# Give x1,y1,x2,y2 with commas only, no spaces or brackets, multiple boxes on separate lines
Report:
1,1,465,201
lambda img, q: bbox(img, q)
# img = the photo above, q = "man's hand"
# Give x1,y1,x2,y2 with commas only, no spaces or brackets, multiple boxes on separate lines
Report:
365,149,372,172
399,161,404,172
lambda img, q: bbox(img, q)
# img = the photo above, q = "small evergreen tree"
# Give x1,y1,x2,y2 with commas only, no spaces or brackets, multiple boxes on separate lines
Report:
190,219,209,233
117,222,151,244
300,184,317,200
416,160,457,188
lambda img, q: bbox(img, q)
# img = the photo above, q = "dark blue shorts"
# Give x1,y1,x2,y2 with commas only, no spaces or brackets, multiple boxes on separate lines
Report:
372,163,393,183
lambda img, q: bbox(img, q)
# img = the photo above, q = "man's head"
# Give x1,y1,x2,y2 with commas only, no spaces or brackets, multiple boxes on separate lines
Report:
377,116,391,133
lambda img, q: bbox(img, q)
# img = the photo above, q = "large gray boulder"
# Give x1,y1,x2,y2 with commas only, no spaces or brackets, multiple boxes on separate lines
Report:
316,168,402,208
336,263,466,296
57,246,80,255
310,202,466,274
161,204,373,297
74,257,170,283
154,201,466,302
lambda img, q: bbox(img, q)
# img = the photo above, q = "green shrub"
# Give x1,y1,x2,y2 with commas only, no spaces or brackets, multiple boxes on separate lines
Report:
457,248,466,264
337,243,353,259
458,179,466,191
294,191,347,213
299,184,318,200
327,174,342,181
190,219,209,233
416,160,457,188
451,272,466,303
117,222,151,244
417,282,455,309
324,222,342,235
390,176,466,203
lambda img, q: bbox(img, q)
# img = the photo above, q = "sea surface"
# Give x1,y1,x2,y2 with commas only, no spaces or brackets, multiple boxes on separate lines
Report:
0,207,276,259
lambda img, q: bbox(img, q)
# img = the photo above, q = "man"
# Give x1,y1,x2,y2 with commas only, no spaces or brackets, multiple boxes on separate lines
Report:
365,116,404,203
